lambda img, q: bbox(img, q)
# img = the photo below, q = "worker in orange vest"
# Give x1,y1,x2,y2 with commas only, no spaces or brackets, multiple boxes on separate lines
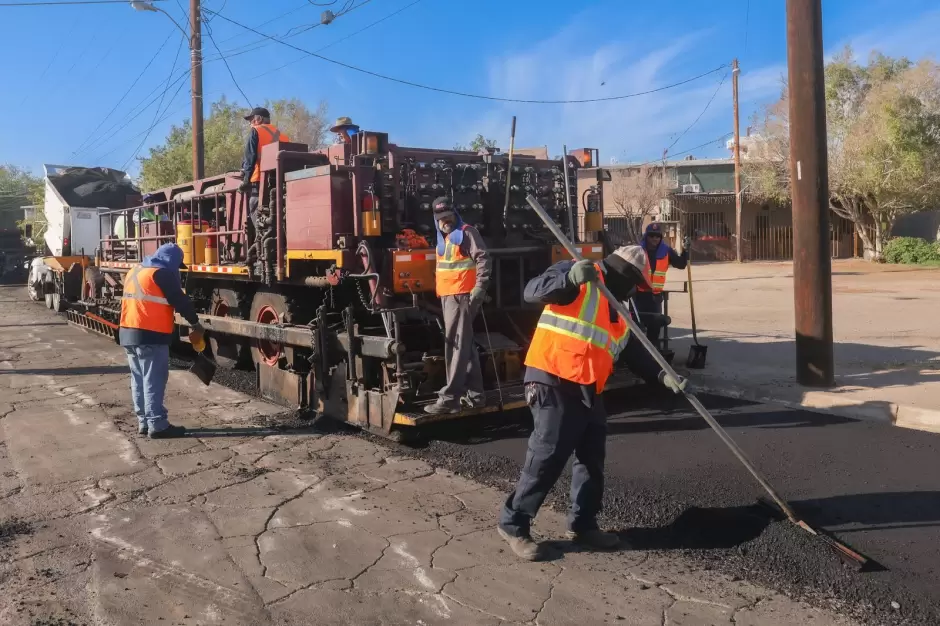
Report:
120,243,205,439
498,246,687,560
425,197,492,415
634,222,690,345
239,107,290,262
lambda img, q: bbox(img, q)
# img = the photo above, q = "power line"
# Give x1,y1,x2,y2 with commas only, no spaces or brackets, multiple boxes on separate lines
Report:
72,31,175,157
203,12,252,106
254,0,425,79
122,34,187,171
665,71,729,154
0,0,166,5
743,0,751,57
204,7,729,104
19,22,76,106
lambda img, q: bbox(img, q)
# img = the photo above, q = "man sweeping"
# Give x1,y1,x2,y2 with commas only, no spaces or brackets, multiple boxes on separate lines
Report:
498,246,686,560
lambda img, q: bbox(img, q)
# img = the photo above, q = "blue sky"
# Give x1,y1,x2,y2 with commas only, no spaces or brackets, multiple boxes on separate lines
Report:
2,0,939,177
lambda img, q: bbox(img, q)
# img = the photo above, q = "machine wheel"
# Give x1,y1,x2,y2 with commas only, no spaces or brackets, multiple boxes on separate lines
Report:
210,288,252,369
51,292,67,313
27,281,41,301
44,292,54,309
249,290,289,369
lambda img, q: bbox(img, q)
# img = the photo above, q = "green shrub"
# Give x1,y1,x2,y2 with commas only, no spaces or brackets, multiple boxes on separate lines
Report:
883,237,940,264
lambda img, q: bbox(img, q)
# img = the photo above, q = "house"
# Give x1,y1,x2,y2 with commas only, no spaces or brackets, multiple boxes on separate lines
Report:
577,155,857,261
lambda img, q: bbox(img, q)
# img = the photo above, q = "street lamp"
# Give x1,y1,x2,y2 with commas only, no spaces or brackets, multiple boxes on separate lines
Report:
130,0,205,181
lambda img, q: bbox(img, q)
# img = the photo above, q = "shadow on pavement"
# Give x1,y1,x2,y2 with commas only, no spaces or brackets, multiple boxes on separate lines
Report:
0,365,129,376
619,505,771,551
796,491,940,533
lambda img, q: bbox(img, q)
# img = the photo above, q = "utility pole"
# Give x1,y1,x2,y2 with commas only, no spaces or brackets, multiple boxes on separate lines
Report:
786,0,834,387
732,58,743,262
190,0,205,180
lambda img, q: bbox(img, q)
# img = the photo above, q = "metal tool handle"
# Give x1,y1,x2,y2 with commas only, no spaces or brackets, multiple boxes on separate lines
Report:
525,194,799,523
687,256,699,345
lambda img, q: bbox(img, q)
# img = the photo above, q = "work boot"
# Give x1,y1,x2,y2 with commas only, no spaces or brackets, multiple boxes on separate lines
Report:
149,424,188,440
137,423,148,437
423,401,459,415
461,394,486,409
565,529,620,550
497,526,544,561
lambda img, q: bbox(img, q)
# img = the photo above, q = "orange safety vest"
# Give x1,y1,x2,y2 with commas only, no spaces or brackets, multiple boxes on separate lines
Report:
250,124,290,183
637,254,669,294
436,225,477,297
524,265,630,392
120,266,175,335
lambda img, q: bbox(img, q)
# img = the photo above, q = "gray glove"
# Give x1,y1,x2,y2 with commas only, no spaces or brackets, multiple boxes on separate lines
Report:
659,370,688,395
470,286,487,306
683,236,692,251
567,259,598,286
238,179,253,192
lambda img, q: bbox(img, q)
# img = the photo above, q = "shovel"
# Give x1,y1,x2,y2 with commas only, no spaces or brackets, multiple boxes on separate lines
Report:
685,255,708,369
189,333,217,386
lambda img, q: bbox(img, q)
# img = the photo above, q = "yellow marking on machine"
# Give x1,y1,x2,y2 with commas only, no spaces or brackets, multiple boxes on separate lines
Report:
393,399,529,426
42,256,92,272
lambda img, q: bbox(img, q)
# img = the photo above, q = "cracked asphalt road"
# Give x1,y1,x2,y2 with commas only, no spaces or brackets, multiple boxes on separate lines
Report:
0,285,869,625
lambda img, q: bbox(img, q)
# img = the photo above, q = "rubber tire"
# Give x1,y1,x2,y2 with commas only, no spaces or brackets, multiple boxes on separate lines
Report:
210,288,252,370
51,292,67,313
27,282,41,301
249,290,290,369
44,292,54,309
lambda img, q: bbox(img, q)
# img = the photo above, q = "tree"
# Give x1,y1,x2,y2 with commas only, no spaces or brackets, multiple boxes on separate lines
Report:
0,165,44,244
745,48,940,260
138,96,329,190
607,164,669,244
453,134,498,152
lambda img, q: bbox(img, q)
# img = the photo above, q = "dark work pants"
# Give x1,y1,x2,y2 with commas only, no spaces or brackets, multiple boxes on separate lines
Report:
499,382,607,536
633,291,664,345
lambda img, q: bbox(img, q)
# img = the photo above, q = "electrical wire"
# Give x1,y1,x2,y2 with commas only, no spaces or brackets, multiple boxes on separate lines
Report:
0,0,166,4
248,0,425,79
71,31,175,157
665,71,729,154
743,0,750,58
18,22,76,106
122,34,187,171
203,12,252,106
204,7,729,104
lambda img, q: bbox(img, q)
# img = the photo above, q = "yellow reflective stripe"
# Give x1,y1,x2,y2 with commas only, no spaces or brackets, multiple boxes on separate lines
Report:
123,267,170,305
437,258,476,270
538,311,609,348
536,320,608,350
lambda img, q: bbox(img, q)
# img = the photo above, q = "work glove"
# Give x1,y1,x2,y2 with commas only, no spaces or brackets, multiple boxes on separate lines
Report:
659,370,688,395
682,236,692,251
238,179,253,192
470,286,487,307
567,259,598,286
189,328,206,353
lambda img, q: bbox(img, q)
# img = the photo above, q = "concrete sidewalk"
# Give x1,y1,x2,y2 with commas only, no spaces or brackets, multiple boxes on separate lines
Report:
0,286,857,625
666,261,940,433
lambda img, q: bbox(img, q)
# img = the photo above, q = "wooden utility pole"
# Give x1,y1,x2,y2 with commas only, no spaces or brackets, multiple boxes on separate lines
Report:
190,0,205,180
732,58,743,262
786,0,834,386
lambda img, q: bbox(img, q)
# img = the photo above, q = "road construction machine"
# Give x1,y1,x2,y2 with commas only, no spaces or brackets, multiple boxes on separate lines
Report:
63,130,628,438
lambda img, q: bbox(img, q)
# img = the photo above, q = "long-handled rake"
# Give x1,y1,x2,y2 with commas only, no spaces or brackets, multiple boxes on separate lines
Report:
525,194,870,568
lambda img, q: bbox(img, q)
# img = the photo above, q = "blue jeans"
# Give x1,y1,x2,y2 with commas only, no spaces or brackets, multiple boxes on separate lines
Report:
499,382,607,537
124,344,171,432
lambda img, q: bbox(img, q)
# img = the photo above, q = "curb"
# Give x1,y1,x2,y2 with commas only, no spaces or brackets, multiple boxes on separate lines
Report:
689,377,940,436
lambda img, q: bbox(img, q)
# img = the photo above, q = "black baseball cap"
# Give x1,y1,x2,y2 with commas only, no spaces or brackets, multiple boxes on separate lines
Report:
244,106,271,120
432,196,454,217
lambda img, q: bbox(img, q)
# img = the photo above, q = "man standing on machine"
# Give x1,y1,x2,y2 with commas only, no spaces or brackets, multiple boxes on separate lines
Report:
498,246,686,560
239,107,289,262
424,197,491,415
634,223,690,345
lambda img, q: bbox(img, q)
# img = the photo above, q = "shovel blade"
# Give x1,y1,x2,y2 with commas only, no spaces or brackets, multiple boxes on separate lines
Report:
190,354,217,386
686,344,708,369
